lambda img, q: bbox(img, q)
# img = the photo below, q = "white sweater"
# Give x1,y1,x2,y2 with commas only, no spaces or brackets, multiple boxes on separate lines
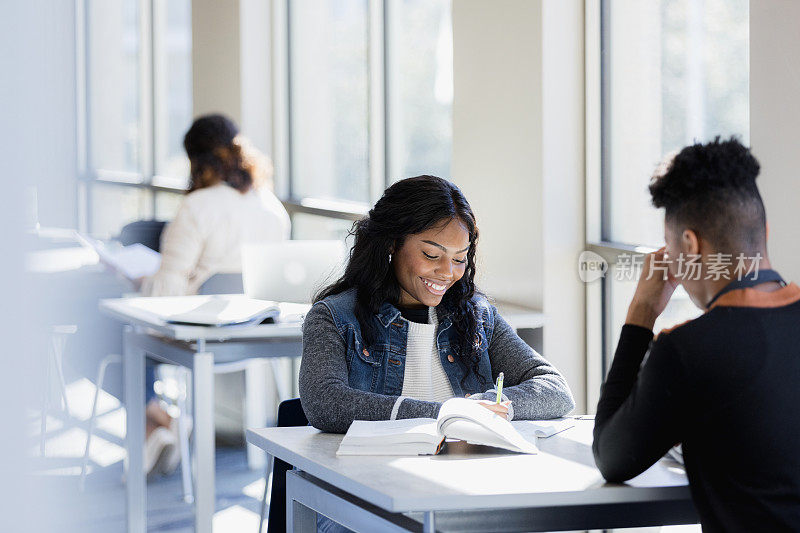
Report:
143,183,290,296
400,307,455,403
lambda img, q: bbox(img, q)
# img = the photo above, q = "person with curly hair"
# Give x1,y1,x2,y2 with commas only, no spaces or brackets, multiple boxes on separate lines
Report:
142,113,289,296
593,137,800,530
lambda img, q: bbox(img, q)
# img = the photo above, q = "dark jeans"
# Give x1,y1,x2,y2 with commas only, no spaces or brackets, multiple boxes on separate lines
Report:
145,359,157,404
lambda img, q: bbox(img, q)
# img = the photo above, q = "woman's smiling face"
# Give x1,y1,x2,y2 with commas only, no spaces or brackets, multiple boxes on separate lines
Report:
392,217,471,308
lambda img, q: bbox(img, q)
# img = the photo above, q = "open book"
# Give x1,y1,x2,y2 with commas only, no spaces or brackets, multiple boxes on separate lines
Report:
126,294,280,327
336,398,574,456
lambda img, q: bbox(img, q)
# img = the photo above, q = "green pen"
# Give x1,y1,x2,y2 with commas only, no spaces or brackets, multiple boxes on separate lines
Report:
495,372,504,404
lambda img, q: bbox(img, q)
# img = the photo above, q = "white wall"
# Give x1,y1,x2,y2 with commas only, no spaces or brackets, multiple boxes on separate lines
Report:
542,1,586,413
191,0,242,123
452,0,544,307
191,0,273,155
750,1,800,281
452,0,586,411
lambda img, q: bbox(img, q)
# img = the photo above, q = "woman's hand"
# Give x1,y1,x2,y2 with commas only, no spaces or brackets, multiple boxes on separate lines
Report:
476,399,511,420
626,247,679,330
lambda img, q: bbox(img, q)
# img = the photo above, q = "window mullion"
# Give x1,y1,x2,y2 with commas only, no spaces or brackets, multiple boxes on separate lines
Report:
271,0,291,201
367,0,386,203
139,0,154,190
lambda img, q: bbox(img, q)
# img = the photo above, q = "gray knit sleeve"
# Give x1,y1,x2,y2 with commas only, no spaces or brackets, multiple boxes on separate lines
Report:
298,303,441,433
486,307,575,419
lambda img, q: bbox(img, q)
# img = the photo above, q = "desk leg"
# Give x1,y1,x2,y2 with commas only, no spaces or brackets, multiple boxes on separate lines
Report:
286,471,317,533
422,512,435,533
123,327,146,533
193,352,215,533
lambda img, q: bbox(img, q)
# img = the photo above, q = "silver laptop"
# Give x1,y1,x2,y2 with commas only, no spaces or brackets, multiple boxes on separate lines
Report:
242,240,347,304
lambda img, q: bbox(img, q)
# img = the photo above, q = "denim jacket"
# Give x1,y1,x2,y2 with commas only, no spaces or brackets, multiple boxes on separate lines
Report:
318,288,497,397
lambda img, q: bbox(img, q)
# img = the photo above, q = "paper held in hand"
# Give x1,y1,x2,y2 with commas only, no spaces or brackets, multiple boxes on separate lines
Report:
336,398,575,456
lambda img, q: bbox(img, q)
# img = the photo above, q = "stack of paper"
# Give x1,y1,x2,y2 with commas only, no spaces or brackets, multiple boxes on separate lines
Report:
336,419,443,456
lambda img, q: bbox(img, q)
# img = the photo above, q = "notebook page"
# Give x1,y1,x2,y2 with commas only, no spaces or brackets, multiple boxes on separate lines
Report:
437,398,538,454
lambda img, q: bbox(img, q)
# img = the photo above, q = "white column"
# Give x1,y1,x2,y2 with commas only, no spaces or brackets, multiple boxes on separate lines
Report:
452,0,586,411
541,0,586,412
191,0,272,155
750,0,800,281
451,0,544,308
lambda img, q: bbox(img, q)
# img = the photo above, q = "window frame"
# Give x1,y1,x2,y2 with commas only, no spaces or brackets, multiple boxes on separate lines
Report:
586,0,668,411
271,0,453,231
271,0,387,225
585,0,750,411
77,0,192,236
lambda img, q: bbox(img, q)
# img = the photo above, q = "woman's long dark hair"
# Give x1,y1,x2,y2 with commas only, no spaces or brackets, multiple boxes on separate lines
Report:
315,175,482,374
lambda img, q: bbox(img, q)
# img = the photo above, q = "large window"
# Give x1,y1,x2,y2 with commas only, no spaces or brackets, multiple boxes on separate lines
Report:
82,0,192,238
603,0,750,247
386,0,453,182
289,0,371,204
81,1,453,241
87,0,141,176
588,0,750,392
281,0,454,237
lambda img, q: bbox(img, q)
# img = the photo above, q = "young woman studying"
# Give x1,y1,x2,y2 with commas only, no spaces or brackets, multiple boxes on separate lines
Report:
142,113,290,297
299,175,574,433
139,114,289,477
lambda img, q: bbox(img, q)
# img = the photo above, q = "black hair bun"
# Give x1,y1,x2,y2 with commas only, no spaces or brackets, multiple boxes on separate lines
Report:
183,114,239,159
650,136,760,208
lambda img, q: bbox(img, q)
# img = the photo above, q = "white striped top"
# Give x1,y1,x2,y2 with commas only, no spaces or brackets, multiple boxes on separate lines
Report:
400,307,455,403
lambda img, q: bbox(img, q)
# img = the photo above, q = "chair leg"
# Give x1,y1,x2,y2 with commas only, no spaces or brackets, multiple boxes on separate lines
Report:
268,358,290,404
177,366,194,503
258,456,273,533
40,344,51,457
52,334,71,415
80,354,121,492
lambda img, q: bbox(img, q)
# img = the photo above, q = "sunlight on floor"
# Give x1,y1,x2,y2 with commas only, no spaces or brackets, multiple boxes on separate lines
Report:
213,504,261,531
242,474,270,501
35,377,127,474
65,377,122,422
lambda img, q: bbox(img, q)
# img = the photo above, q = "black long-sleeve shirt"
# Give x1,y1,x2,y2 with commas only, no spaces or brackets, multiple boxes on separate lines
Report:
593,283,800,532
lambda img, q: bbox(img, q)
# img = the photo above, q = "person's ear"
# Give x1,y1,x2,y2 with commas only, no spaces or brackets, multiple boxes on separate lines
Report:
765,220,770,242
681,229,700,255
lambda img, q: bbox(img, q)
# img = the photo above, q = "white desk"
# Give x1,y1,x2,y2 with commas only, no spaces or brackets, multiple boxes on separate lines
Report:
246,422,698,532
100,297,308,533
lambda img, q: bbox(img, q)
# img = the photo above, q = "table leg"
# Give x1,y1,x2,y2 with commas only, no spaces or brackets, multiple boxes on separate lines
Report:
423,512,435,533
123,326,146,533
286,475,317,533
177,366,194,503
193,351,215,533
245,360,269,470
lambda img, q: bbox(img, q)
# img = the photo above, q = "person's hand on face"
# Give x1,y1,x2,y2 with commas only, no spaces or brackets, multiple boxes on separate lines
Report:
626,247,679,330
392,218,471,308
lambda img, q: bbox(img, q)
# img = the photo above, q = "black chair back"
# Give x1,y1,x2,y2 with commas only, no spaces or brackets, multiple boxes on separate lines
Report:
117,220,167,252
267,398,308,533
